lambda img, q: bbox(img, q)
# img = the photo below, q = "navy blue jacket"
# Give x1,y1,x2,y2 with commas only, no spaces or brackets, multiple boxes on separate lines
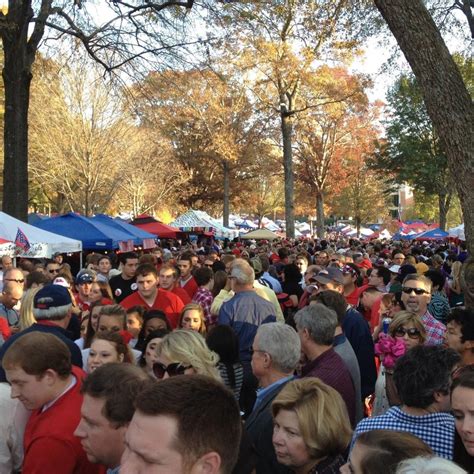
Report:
0,321,83,382
343,307,377,398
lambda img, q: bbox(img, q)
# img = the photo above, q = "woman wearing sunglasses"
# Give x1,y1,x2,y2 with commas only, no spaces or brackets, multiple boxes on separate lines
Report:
153,329,221,380
373,311,426,415
138,328,170,377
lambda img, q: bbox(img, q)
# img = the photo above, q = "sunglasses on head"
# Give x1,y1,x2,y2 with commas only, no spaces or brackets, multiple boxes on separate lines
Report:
395,327,421,339
5,278,25,283
153,362,191,379
402,287,429,296
342,265,355,275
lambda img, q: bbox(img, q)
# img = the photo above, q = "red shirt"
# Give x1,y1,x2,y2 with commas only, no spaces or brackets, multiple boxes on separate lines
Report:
121,289,184,329
180,276,198,300
345,287,360,306
23,366,103,474
74,294,91,312
170,286,191,305
0,318,11,340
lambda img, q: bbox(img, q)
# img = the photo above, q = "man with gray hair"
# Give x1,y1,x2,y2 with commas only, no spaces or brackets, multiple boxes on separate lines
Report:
295,303,356,426
219,258,276,416
0,284,83,382
401,273,445,345
246,322,300,474
218,259,276,372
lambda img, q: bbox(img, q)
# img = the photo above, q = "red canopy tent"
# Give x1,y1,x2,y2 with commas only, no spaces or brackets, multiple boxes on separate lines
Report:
130,215,182,239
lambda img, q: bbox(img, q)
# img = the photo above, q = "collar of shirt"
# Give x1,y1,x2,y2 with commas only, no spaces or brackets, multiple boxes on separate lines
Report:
255,375,294,409
333,333,346,347
41,375,77,413
180,275,193,287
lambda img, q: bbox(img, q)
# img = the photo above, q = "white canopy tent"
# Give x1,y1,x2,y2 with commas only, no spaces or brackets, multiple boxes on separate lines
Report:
0,211,82,258
448,224,465,241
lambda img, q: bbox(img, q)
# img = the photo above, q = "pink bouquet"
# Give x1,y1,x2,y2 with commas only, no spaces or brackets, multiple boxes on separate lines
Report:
374,333,406,370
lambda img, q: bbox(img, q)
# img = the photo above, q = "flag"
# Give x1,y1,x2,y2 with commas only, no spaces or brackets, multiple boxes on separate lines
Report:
118,240,134,252
15,227,31,252
142,238,156,250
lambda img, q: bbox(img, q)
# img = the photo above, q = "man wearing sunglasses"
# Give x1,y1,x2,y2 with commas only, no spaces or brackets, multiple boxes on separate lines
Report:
45,260,62,281
401,274,446,346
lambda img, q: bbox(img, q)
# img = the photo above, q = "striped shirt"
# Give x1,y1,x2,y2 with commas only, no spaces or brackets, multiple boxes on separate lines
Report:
217,362,244,401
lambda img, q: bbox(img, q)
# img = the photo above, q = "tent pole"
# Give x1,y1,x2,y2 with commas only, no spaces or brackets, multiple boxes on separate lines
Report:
80,251,83,269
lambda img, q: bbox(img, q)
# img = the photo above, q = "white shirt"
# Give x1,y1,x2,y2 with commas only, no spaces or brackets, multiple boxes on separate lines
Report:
0,382,30,473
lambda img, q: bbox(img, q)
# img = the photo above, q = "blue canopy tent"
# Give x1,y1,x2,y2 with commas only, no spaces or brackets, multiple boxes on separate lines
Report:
91,214,157,248
28,213,47,225
414,228,449,241
34,213,135,250
399,233,417,240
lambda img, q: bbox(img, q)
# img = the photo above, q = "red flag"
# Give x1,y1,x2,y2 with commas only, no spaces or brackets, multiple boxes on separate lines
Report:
15,228,31,251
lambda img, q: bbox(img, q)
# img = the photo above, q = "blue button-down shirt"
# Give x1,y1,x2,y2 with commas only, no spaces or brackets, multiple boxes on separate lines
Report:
254,375,294,410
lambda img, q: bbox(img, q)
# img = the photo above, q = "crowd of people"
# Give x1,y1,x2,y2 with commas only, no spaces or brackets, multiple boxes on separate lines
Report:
0,235,472,474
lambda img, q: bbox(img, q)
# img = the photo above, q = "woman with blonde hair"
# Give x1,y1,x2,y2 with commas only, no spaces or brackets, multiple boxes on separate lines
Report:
154,329,221,381
389,310,427,348
373,311,427,415
449,261,464,307
271,378,352,473
396,456,467,474
18,287,39,330
178,303,207,336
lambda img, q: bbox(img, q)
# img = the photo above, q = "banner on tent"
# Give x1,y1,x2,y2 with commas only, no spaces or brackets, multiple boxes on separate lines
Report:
142,238,156,249
118,240,135,252
0,242,48,258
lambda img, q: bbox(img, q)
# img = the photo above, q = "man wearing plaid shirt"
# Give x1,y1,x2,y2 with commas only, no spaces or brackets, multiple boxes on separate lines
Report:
353,345,461,459
192,266,215,327
401,274,446,345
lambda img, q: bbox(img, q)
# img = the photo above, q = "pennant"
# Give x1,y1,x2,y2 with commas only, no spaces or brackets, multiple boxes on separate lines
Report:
15,227,31,252
118,240,134,252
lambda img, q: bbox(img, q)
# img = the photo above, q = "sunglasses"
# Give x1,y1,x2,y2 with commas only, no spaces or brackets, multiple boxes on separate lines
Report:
4,278,25,283
153,362,191,379
402,287,429,296
395,327,421,339
48,269,60,274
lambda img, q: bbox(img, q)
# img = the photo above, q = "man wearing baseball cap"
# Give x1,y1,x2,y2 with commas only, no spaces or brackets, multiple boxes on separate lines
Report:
0,284,83,382
74,269,96,311
314,267,345,292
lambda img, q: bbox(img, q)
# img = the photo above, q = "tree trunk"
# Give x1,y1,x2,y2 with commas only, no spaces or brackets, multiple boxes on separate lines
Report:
438,191,451,231
355,215,361,238
223,159,230,228
316,191,325,239
2,2,35,222
374,0,474,256
461,257,474,310
281,112,295,238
